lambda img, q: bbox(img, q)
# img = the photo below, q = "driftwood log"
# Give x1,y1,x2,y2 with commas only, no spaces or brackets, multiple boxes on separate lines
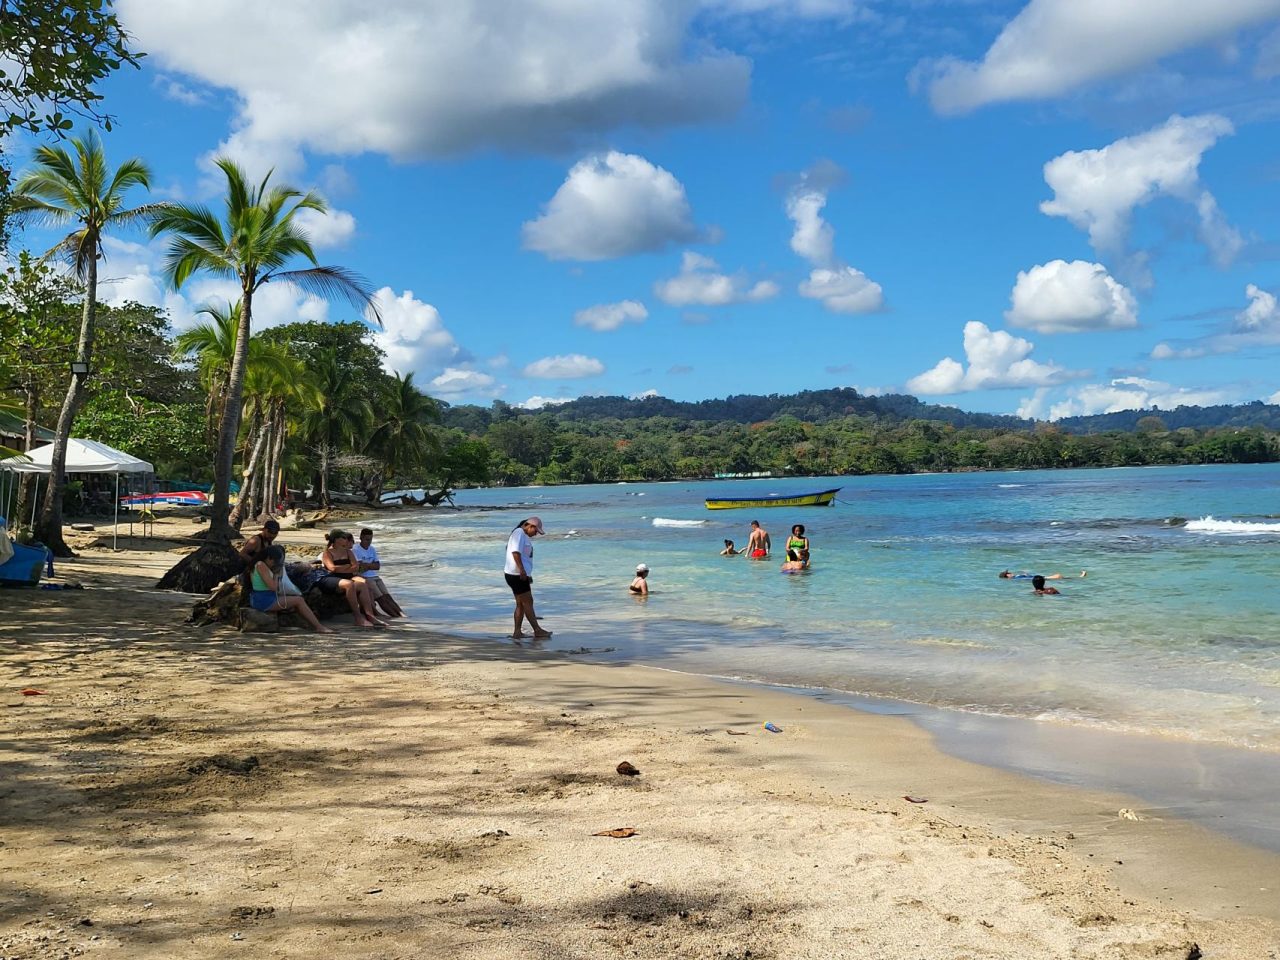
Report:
186,563,350,632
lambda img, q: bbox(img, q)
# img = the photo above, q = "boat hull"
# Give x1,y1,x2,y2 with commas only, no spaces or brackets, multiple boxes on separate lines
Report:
704,487,841,510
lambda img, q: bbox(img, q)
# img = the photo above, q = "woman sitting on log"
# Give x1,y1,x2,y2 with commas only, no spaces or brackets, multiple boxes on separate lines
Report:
320,529,387,629
251,546,332,633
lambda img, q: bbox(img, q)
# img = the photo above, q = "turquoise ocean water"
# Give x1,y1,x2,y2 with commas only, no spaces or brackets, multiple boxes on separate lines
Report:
373,464,1279,753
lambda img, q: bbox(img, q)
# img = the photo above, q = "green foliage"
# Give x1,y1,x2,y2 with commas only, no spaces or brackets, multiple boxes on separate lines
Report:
0,0,141,137
74,393,208,479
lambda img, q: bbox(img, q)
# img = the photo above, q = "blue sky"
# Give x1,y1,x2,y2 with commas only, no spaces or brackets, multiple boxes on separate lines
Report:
14,0,1280,416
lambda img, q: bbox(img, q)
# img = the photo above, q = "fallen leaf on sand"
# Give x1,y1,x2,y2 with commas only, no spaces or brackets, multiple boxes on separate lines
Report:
726,730,748,736
593,827,638,838
20,689,45,696
903,796,929,804
616,761,640,776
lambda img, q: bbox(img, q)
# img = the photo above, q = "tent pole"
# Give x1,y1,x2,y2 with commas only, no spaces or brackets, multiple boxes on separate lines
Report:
113,472,119,551
30,474,39,530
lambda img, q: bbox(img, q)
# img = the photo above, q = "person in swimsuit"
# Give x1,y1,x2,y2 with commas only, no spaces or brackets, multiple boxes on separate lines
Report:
320,529,387,628
720,539,740,556
250,545,331,632
630,563,650,596
999,570,1085,579
785,524,810,564
746,520,771,559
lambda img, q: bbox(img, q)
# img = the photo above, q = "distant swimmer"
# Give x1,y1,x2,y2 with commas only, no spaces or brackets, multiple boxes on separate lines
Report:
999,570,1086,580
1031,575,1060,595
630,563,650,596
746,520,771,559
721,539,741,556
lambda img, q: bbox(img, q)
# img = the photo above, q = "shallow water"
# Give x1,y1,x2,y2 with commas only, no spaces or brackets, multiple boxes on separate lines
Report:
373,464,1280,752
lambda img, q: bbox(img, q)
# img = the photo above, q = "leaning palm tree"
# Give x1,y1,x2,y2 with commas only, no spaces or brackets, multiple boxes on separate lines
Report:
9,130,159,555
152,158,379,592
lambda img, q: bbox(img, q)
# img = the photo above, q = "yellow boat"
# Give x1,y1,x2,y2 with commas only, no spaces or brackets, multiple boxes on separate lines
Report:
704,487,841,510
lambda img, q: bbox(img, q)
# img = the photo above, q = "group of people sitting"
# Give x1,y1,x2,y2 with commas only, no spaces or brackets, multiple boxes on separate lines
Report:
238,519,404,631
721,521,812,571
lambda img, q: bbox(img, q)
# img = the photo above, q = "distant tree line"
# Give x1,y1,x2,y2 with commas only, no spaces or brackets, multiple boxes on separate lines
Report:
440,393,1280,486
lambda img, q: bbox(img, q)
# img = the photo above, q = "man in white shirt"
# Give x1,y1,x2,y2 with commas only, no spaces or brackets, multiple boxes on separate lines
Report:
354,528,405,618
504,516,551,639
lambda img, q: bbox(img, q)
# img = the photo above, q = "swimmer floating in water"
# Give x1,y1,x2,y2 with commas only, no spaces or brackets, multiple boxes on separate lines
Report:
999,569,1086,579
1031,575,1060,595
781,548,810,573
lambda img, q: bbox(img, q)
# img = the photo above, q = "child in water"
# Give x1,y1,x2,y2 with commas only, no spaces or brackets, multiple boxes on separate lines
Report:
630,563,650,596
1031,575,1060,595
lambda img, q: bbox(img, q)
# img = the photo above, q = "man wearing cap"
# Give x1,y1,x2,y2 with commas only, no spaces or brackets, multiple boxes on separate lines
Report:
504,517,552,639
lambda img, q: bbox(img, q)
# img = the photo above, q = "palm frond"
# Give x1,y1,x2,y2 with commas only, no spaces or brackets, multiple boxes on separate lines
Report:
272,266,381,324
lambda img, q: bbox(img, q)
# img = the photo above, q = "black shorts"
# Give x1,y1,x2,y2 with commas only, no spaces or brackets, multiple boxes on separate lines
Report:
317,575,344,594
505,573,532,596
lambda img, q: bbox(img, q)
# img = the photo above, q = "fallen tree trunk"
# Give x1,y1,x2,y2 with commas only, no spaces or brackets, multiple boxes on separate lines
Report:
186,563,351,630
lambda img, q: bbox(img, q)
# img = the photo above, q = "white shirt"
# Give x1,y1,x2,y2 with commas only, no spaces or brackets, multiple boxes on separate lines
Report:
504,527,533,577
352,542,381,579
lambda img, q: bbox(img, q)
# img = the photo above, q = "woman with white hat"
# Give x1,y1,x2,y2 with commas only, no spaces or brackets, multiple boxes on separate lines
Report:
629,563,650,597
504,516,552,639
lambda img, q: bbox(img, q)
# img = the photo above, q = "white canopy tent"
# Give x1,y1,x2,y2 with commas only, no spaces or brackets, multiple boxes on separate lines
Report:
0,438,154,550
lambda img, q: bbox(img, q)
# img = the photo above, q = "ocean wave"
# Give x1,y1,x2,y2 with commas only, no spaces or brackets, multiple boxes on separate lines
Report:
1184,516,1280,535
652,517,708,528
996,483,1025,488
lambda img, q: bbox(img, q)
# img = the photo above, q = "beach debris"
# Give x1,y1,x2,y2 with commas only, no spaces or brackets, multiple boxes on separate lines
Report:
20,688,45,696
616,761,640,777
726,729,748,736
902,796,929,804
593,827,638,838
365,888,383,895
1117,808,1144,821
763,722,783,733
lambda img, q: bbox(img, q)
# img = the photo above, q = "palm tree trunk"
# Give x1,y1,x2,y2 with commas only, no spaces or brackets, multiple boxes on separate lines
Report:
35,255,97,556
207,284,254,541
228,410,268,529
267,403,287,513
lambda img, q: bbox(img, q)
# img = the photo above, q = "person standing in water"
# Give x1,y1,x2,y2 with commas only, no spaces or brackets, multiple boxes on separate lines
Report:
1031,575,1061,595
746,520,771,559
630,563,650,596
505,517,552,639
785,524,809,563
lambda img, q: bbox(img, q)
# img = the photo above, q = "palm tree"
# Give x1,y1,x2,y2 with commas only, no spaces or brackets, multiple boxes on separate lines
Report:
150,158,379,549
300,348,374,505
364,371,441,500
9,130,158,555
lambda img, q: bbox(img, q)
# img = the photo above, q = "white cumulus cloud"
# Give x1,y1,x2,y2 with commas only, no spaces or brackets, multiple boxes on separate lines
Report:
798,266,883,314
516,395,572,410
118,1,750,162
907,321,1081,395
785,162,884,314
1005,259,1138,333
370,287,466,381
1151,282,1280,358
574,300,648,332
523,152,699,261
429,368,499,398
918,0,1280,114
1040,114,1243,271
1047,377,1231,419
523,354,605,379
654,251,778,307
292,206,357,249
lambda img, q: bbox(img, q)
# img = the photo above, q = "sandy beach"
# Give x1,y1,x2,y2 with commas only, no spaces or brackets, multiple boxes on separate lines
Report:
2,517,1278,959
